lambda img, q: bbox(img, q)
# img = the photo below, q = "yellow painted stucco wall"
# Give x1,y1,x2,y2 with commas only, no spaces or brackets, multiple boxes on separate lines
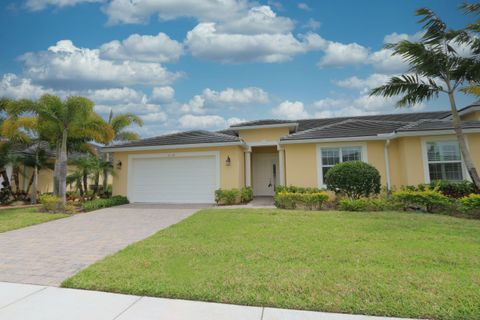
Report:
284,144,317,187
462,111,480,121
111,145,245,197
238,127,290,143
17,165,113,195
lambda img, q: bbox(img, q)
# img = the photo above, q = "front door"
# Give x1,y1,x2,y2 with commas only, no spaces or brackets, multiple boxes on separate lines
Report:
252,153,278,196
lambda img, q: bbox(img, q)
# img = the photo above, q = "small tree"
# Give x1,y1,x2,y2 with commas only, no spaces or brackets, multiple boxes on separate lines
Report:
325,161,381,199
370,6,480,188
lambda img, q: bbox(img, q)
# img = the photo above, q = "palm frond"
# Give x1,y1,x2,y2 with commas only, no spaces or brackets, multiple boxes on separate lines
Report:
370,74,441,107
460,84,480,96
111,113,144,132
115,131,140,142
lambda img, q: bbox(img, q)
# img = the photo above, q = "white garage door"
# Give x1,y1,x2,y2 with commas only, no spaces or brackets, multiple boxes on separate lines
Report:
129,154,218,203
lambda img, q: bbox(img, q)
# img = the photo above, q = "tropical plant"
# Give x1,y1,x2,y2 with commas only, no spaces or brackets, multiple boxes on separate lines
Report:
370,5,480,188
33,95,114,204
102,110,143,192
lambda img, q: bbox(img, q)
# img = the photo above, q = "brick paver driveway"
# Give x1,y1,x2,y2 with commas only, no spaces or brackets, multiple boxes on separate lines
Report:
0,204,208,286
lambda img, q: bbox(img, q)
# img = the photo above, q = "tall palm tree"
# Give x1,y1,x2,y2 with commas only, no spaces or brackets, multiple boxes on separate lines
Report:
370,7,480,188
34,95,114,204
102,110,143,192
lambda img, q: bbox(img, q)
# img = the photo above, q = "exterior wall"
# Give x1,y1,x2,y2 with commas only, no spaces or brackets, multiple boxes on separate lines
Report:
17,165,113,195
462,111,480,121
111,145,245,197
366,141,388,186
238,127,290,143
284,144,317,187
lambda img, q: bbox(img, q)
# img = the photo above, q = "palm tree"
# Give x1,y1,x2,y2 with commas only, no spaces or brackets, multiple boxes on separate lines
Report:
20,146,52,204
34,94,114,204
0,98,37,200
101,110,143,192
370,7,480,188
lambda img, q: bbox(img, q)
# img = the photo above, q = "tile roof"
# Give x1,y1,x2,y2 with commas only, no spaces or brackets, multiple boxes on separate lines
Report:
106,130,242,149
396,120,480,132
295,111,450,131
229,119,295,127
281,120,409,141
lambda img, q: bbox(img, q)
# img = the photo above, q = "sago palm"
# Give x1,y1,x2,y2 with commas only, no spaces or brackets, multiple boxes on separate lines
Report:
370,6,480,188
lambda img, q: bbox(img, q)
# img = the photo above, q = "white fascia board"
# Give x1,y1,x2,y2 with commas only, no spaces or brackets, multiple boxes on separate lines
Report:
103,141,246,152
231,123,298,131
280,135,387,145
395,128,480,137
280,128,480,145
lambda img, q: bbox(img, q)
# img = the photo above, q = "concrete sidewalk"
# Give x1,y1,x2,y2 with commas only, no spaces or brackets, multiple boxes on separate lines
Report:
0,282,417,320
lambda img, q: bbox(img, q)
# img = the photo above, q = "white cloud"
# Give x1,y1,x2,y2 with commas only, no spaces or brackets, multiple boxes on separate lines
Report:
19,40,181,89
94,102,164,116
217,6,293,35
272,100,309,120
297,3,311,11
202,87,269,106
103,0,248,25
142,111,168,122
334,73,391,93
99,32,183,63
180,95,206,114
186,23,324,63
383,31,423,44
86,87,145,104
178,86,268,114
367,48,409,74
24,0,101,11
179,114,232,129
303,18,320,30
318,41,369,68
150,86,175,103
0,73,47,99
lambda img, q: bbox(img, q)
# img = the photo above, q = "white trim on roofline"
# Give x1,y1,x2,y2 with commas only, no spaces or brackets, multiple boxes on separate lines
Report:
443,105,480,120
280,136,387,144
280,128,480,144
103,141,246,152
231,123,298,131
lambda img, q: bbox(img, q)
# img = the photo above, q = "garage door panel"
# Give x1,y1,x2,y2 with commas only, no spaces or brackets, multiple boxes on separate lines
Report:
130,155,217,203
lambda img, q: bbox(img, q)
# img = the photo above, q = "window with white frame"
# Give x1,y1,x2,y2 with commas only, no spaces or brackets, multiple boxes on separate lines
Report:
426,141,464,181
321,146,362,182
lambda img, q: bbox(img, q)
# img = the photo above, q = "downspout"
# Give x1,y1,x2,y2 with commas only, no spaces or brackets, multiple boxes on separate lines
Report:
384,139,391,191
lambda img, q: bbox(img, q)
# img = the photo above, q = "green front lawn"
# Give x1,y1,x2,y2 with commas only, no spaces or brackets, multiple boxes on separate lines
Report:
62,209,480,320
0,207,69,233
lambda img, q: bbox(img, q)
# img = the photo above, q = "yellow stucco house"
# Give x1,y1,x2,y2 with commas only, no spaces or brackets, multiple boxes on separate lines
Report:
104,103,480,203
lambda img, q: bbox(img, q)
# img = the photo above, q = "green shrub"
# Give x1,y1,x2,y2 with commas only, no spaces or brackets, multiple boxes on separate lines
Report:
274,191,329,210
459,193,480,211
215,188,240,205
338,197,401,212
275,185,323,194
429,180,477,199
240,187,253,203
392,188,451,213
39,194,62,213
82,196,129,212
325,161,381,199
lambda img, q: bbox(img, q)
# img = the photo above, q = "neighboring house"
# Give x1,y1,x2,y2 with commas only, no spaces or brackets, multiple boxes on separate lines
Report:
11,142,112,195
104,102,480,204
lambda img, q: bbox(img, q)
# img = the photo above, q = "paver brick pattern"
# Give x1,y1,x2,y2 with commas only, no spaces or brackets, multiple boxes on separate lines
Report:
0,204,206,286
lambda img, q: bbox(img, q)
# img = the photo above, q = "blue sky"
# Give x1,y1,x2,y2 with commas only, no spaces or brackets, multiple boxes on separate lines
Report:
0,0,473,137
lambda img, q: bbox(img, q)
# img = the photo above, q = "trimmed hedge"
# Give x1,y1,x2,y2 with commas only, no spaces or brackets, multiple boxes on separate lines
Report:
392,188,451,213
325,161,381,199
215,187,253,205
338,197,401,212
459,193,480,211
274,191,329,210
83,196,129,212
275,185,324,194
